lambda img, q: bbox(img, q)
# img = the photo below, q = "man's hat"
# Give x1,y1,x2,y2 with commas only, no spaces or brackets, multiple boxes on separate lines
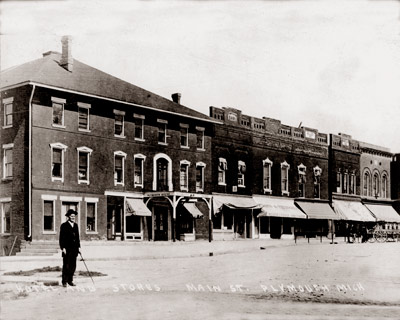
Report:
65,209,78,217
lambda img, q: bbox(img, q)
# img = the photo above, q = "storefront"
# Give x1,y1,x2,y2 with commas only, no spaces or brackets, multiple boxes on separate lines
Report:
364,203,400,230
252,195,306,239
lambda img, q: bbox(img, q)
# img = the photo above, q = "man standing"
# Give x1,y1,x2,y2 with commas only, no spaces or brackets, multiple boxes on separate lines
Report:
59,209,80,287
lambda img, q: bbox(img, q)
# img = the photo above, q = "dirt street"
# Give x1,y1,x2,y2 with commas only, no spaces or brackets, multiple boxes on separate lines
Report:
1,242,400,319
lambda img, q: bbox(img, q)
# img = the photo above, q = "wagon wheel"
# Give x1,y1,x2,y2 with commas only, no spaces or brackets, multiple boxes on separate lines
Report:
367,231,376,243
375,231,387,243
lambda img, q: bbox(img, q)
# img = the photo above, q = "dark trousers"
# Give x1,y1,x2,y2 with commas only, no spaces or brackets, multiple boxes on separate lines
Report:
62,250,78,284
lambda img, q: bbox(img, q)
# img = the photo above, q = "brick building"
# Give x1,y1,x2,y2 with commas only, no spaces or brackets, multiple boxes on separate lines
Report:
0,37,218,254
209,107,338,240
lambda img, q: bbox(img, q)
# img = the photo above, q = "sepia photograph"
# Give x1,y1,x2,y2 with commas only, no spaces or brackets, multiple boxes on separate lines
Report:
1,0,400,319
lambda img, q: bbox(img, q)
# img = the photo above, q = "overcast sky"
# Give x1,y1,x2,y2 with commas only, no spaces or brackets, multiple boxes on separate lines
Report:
1,0,399,152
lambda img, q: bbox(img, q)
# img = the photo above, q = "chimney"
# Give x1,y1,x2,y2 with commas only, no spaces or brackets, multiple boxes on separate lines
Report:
171,93,181,104
60,35,73,72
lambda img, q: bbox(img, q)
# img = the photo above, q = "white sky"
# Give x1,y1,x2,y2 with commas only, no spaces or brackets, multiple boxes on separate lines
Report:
1,0,400,152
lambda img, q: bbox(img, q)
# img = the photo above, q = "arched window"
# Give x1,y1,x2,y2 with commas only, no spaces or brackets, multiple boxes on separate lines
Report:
373,172,380,198
382,174,388,199
153,153,173,191
363,170,370,196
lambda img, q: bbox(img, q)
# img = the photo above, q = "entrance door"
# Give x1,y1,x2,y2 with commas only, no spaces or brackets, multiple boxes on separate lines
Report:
270,217,282,239
107,204,122,240
154,206,169,241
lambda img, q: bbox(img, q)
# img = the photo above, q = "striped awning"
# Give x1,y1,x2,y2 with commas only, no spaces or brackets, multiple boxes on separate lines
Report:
212,194,260,214
253,196,306,219
332,200,375,222
295,202,339,220
126,198,152,216
365,204,400,223
183,203,203,219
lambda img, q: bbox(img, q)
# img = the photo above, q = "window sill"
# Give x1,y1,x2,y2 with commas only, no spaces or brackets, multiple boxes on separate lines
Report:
180,145,190,149
78,181,90,185
78,128,91,133
134,184,144,189
43,231,56,235
218,183,227,186
196,188,204,193
197,148,206,152
238,185,245,188
263,189,272,195
86,231,98,234
52,178,64,182
2,125,12,129
213,229,233,233
52,124,66,129
180,188,189,192
281,192,290,196
114,135,126,139
134,138,145,142
158,142,168,146
114,183,125,187
1,177,13,182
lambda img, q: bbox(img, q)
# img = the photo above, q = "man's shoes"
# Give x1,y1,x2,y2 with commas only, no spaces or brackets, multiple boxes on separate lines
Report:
62,283,67,288
68,282,76,286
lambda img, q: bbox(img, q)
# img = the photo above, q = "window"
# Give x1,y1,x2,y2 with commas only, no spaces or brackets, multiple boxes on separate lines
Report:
180,124,189,148
153,153,173,191
50,143,67,182
180,160,190,191
157,119,168,144
373,172,380,197
78,102,90,131
114,151,127,186
52,97,66,127
1,200,11,234
218,158,227,185
61,199,80,223
212,212,233,230
196,162,206,192
134,114,145,140
85,199,98,233
382,174,388,198
238,160,246,187
263,158,273,193
43,200,55,232
134,154,146,188
343,172,348,194
77,147,92,184
350,174,356,195
281,161,290,195
336,171,342,193
196,127,205,150
363,171,370,196
113,110,125,137
3,144,13,179
3,97,13,127
298,164,306,198
313,166,322,199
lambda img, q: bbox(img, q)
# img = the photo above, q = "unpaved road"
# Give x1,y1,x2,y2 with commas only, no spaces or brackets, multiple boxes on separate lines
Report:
1,242,400,319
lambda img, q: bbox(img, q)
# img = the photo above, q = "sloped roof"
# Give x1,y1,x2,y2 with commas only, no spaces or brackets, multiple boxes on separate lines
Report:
0,52,214,122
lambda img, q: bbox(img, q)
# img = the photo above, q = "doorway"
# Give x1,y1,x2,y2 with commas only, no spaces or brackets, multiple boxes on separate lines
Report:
154,206,169,241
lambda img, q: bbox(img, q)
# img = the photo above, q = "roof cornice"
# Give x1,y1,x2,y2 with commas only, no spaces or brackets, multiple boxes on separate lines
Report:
1,81,223,125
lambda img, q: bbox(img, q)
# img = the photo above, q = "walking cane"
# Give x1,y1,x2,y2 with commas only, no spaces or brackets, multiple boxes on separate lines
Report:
79,252,95,285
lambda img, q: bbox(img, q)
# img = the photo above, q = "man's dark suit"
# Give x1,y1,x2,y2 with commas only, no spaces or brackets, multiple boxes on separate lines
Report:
59,221,80,285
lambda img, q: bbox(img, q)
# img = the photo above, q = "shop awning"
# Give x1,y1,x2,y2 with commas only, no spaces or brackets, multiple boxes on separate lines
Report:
332,200,375,222
126,198,152,216
295,202,339,220
183,203,203,219
364,204,400,223
212,194,260,214
253,196,306,219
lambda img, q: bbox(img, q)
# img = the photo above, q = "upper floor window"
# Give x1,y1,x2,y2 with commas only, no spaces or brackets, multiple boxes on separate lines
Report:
153,154,172,191
218,158,227,185
1,199,11,234
313,166,322,198
114,151,127,186
343,172,348,194
134,114,145,141
196,127,205,150
180,124,189,148
52,97,66,127
114,110,125,137
3,97,13,127
77,146,93,184
50,143,68,182
336,171,342,193
363,170,371,196
281,161,290,195
297,164,306,198
382,174,388,198
134,154,146,188
180,160,190,191
373,172,380,197
157,119,168,144
238,160,246,187
2,143,13,179
196,162,206,192
263,158,273,193
350,173,356,195
78,102,91,131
